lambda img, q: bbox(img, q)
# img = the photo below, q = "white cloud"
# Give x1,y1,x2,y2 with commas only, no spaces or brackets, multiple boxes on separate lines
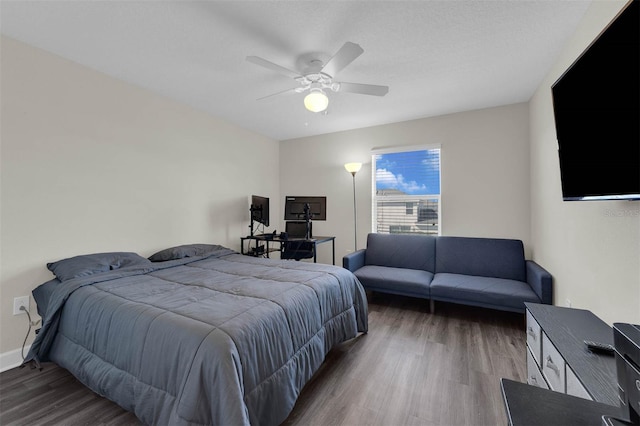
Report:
376,168,426,194
376,168,397,185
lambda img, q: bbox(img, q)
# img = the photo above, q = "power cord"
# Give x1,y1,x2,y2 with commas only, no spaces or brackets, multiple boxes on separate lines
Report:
19,305,40,361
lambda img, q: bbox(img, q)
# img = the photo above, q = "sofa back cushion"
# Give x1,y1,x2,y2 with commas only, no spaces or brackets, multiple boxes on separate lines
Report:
365,233,436,272
435,236,526,281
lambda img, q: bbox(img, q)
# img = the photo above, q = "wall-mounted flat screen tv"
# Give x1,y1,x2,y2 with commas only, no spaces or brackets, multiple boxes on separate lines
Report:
552,0,639,201
284,196,327,221
250,195,270,227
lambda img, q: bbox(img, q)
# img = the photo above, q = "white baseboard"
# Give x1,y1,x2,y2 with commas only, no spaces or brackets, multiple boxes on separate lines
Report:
0,345,30,373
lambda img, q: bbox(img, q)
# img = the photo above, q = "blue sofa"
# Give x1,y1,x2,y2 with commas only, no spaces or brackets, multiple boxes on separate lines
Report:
343,233,552,313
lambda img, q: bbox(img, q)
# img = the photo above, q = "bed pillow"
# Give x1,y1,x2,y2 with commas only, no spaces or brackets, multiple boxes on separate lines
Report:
32,278,61,317
47,252,151,282
148,244,223,262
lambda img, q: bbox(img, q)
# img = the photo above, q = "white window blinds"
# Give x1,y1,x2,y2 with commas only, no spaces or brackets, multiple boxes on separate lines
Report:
372,147,441,235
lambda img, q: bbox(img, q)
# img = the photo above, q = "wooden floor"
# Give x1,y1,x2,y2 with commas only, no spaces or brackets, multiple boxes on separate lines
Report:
0,295,526,425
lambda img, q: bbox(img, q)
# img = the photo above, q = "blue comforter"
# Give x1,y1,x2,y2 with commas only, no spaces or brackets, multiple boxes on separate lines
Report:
26,248,368,425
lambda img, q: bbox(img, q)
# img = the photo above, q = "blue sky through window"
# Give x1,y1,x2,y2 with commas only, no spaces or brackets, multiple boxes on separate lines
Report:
375,149,440,195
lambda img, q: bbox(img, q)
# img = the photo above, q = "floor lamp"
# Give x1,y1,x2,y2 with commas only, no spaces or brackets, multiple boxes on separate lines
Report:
344,162,362,251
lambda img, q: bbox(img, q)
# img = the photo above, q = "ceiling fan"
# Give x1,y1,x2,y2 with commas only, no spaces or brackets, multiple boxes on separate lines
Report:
247,42,389,113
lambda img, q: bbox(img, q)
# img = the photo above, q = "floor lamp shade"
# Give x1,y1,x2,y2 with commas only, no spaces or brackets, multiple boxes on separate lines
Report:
344,162,362,175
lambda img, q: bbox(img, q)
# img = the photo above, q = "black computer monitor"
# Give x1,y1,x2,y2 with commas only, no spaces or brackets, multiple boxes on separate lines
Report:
283,196,326,221
250,195,269,227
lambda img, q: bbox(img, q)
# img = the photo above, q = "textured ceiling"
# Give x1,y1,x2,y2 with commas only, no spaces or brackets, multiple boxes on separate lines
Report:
1,1,591,141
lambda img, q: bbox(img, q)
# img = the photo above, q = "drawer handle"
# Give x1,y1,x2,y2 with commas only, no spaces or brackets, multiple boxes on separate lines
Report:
527,326,537,340
545,355,560,376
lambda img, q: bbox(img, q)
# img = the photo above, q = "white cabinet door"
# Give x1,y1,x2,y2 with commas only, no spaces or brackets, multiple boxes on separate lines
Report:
527,346,549,389
526,310,542,364
566,366,592,400
542,333,566,392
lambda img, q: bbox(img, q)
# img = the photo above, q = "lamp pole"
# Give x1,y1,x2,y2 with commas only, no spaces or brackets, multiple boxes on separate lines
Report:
344,163,362,251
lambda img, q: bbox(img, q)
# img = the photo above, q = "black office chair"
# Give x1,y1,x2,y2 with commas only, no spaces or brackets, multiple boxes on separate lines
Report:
281,240,315,261
281,221,314,261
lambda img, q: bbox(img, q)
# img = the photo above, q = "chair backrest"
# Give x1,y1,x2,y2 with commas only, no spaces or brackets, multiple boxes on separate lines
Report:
285,221,311,238
435,236,526,281
365,233,436,272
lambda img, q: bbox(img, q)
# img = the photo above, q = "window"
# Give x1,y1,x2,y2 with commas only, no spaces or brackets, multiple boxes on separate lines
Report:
372,146,441,235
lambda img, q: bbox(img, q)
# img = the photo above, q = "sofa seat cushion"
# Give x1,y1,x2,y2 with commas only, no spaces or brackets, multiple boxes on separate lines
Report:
430,273,540,311
354,265,433,298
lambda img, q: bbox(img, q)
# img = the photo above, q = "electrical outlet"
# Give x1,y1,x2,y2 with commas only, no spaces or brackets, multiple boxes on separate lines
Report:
13,296,29,315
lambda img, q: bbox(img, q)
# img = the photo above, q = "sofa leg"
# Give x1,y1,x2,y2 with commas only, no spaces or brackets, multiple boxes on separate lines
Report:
430,299,435,313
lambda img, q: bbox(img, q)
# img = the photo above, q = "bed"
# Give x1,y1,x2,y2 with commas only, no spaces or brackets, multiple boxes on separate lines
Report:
25,244,368,425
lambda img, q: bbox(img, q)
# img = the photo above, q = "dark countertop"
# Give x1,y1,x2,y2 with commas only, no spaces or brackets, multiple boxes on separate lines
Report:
501,378,624,426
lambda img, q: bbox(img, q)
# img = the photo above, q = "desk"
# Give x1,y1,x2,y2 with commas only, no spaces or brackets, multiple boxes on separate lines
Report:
240,235,281,258
240,235,336,265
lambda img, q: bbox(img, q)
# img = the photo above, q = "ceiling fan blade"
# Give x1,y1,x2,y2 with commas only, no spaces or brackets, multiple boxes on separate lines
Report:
321,42,364,78
256,87,299,101
338,82,389,96
246,56,301,79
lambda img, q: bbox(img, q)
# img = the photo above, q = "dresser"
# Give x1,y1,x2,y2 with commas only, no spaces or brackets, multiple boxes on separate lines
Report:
501,303,625,425
524,302,618,405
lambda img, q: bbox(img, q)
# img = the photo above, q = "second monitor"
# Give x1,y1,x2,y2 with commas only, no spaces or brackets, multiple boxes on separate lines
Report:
283,196,326,221
251,195,270,227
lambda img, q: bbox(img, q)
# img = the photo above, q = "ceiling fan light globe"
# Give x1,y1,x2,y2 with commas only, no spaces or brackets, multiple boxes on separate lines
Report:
304,90,329,112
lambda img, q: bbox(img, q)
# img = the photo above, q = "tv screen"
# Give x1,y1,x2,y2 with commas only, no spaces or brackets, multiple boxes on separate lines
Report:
552,0,639,201
284,196,327,221
250,195,269,227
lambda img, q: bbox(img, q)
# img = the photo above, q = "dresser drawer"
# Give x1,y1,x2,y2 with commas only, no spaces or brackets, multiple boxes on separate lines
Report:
526,309,542,364
566,366,592,400
542,332,566,392
527,346,549,389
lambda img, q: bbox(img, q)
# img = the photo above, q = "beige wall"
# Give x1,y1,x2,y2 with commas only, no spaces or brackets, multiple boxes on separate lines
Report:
529,0,640,325
0,37,280,356
280,103,531,264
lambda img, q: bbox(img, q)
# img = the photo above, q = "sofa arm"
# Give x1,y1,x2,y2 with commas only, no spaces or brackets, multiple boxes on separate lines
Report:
343,249,366,272
526,260,552,305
